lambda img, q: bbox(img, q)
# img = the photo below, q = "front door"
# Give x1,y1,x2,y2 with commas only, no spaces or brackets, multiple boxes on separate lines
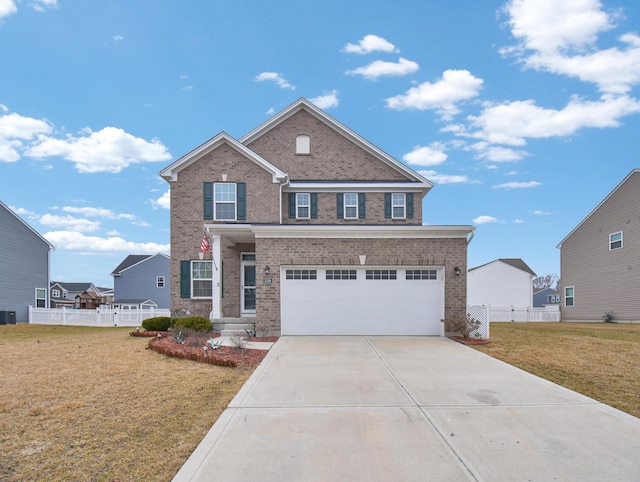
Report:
241,253,256,315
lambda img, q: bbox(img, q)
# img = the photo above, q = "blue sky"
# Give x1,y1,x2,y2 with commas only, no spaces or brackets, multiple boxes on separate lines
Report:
1,0,639,288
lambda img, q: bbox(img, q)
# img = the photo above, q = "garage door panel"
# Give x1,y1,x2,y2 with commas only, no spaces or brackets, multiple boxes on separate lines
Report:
281,267,444,336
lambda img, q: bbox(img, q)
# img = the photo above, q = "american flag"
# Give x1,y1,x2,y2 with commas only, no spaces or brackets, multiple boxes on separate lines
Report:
200,229,211,253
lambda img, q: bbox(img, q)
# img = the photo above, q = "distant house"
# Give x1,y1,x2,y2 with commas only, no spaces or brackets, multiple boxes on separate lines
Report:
467,258,536,307
110,254,170,309
533,287,560,308
50,282,105,308
0,201,54,322
557,169,640,322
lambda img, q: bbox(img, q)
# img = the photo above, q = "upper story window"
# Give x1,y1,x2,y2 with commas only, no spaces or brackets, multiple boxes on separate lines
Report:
296,193,310,219
344,193,358,219
385,192,414,219
52,289,60,298
214,183,237,220
296,135,310,154
564,286,574,307
610,231,623,250
157,276,165,288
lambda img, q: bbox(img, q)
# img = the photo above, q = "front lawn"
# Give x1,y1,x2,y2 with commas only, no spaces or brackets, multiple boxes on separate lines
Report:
0,325,254,481
472,322,640,418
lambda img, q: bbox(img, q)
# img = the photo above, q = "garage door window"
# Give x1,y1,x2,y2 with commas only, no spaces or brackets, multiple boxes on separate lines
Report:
406,269,437,280
326,269,357,280
285,269,317,280
365,269,397,280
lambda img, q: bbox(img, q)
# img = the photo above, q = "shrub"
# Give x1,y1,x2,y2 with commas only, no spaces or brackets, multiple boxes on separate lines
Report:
141,316,172,332
443,313,482,339
172,316,212,332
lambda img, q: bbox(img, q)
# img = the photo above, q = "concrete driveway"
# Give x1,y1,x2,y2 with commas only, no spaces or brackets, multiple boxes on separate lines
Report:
174,336,640,481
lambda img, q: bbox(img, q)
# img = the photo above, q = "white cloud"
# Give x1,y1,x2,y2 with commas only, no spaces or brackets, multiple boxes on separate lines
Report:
0,111,52,162
342,34,398,54
0,0,17,18
61,206,149,226
514,219,525,224
113,35,125,41
402,143,447,167
418,170,471,184
254,72,295,90
386,69,483,118
465,94,640,146
310,90,339,109
533,209,554,215
150,190,170,209
346,57,419,80
502,0,640,93
470,142,528,162
25,126,172,173
474,215,500,224
39,214,101,233
493,181,541,189
44,230,170,254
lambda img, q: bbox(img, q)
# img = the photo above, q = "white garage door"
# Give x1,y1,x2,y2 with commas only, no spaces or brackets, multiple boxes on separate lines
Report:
281,266,444,335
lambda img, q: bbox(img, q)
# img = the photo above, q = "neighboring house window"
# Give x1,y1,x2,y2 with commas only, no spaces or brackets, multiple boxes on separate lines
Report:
296,193,310,219
288,193,317,219
204,182,246,221
564,286,575,307
35,288,47,308
337,193,366,219
52,289,60,298
384,193,414,219
326,269,357,280
610,231,623,250
296,134,310,154
285,269,317,280
366,269,397,280
188,260,212,298
157,276,165,288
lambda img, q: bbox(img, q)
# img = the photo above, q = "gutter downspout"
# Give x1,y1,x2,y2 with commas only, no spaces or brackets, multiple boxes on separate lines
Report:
279,176,290,225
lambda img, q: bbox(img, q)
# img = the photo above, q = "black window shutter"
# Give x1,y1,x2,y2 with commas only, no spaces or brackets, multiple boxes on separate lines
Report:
311,193,318,218
384,193,391,218
203,182,213,220
336,193,344,219
358,193,366,219
407,193,414,219
237,182,246,220
288,193,296,218
180,260,191,298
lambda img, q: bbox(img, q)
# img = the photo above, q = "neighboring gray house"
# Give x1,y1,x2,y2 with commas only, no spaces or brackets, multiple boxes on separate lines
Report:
110,254,170,309
0,201,54,322
50,281,104,308
557,169,640,322
533,288,560,308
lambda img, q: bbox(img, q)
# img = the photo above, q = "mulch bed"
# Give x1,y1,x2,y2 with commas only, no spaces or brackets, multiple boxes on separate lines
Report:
140,331,274,368
448,336,490,345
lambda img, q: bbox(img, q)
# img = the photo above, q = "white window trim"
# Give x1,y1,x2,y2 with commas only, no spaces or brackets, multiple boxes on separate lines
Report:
157,276,165,288
214,182,237,221
296,134,310,155
343,192,358,219
35,288,47,308
191,260,213,299
564,286,575,307
52,289,60,298
609,231,623,250
392,193,406,219
296,193,311,219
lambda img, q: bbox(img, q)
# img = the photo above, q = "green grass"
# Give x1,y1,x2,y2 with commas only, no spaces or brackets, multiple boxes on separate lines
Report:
472,322,640,418
0,324,253,481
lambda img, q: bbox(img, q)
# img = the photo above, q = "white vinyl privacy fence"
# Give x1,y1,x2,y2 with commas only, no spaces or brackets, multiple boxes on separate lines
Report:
481,305,560,323
29,306,171,327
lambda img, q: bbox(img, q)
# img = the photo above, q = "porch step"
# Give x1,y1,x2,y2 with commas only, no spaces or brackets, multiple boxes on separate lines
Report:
212,317,256,337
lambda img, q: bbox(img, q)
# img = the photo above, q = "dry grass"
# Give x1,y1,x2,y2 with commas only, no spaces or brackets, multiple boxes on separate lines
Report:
0,325,254,481
472,322,640,418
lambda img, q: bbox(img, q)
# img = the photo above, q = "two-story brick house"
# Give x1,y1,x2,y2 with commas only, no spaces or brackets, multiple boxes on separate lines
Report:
160,98,474,335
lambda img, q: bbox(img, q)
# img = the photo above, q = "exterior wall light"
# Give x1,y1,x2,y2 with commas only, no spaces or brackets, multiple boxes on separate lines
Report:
454,266,461,276
264,265,270,275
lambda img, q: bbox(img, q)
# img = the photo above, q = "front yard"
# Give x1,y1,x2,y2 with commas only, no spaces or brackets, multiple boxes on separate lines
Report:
472,322,640,418
0,325,254,481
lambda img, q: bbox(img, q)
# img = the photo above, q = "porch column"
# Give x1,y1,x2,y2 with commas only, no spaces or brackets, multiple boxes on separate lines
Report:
210,234,222,319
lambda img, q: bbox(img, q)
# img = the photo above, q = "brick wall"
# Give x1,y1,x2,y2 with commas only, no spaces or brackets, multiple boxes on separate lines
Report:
256,237,468,333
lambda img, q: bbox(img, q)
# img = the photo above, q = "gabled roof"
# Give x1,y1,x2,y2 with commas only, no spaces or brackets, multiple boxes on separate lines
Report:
159,132,287,183
0,200,55,251
557,168,640,249
50,281,95,292
469,258,536,276
240,98,433,188
111,253,169,276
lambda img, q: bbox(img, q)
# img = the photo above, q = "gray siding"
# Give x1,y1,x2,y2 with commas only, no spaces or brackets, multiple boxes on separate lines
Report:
560,171,640,321
114,254,170,308
0,204,51,322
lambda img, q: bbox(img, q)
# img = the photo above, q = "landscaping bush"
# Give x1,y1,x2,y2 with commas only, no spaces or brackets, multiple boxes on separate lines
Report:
141,316,172,332
443,313,482,339
172,316,212,332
